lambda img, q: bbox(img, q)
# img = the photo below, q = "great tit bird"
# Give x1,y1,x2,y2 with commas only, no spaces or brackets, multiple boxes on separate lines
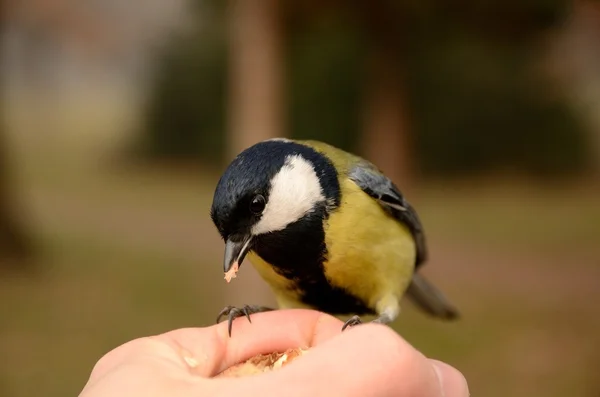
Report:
210,138,458,335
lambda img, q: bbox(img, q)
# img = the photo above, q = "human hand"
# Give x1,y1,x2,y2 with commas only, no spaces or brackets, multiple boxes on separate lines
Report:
79,309,469,397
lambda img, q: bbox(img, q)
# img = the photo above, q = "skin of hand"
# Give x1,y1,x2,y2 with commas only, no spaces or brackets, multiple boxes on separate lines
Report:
79,310,469,397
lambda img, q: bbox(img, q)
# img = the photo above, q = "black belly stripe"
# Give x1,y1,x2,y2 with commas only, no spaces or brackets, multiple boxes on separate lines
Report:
253,208,375,316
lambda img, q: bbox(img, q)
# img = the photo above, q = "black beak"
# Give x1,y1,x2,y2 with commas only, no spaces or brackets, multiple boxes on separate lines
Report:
223,235,253,273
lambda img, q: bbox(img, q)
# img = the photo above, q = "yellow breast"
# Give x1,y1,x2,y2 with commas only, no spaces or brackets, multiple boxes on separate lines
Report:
247,176,416,315
323,178,416,313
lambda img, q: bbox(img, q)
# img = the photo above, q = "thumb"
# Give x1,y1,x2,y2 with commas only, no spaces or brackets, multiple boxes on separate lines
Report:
217,324,458,397
431,360,470,397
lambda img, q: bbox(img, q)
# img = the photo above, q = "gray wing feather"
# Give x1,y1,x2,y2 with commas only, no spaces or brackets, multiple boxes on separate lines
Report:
348,162,427,267
349,161,459,320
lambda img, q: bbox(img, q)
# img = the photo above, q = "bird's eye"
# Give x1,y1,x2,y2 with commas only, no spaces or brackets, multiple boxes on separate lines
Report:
249,195,266,215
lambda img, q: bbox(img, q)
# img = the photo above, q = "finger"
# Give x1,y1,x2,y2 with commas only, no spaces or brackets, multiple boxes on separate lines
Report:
430,360,470,397
84,337,180,385
157,309,343,377
215,324,446,397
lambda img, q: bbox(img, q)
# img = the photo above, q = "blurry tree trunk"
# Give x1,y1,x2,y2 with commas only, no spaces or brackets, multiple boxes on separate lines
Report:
357,0,414,193
579,1,600,178
227,0,285,159
548,0,600,179
224,0,283,307
0,0,32,267
361,48,414,193
0,125,32,266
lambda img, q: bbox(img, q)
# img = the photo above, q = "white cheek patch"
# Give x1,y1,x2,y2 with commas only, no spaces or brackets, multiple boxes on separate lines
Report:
252,154,325,235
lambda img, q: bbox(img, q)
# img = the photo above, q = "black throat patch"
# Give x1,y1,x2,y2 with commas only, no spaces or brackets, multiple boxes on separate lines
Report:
252,207,374,315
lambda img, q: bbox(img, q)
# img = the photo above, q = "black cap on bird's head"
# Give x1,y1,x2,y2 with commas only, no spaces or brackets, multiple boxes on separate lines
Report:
210,139,340,276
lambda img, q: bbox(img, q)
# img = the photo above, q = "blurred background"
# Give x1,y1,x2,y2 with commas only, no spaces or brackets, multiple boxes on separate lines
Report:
0,0,599,396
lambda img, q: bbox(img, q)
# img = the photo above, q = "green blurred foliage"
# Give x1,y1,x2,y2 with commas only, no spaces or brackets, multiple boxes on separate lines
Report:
287,12,366,151
137,4,228,163
406,24,588,176
139,0,590,176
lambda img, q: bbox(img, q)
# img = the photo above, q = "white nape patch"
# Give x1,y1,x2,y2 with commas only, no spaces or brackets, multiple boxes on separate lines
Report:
266,137,291,143
252,154,325,235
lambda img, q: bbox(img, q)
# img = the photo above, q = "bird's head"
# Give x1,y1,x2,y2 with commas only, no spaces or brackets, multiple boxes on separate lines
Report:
210,139,340,278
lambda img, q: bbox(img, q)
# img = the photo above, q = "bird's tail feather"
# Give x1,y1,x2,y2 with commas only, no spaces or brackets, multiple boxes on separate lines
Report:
406,274,459,320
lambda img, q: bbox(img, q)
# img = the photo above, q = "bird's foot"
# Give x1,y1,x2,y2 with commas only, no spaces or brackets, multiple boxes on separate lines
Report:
341,315,363,331
341,313,393,331
216,305,273,337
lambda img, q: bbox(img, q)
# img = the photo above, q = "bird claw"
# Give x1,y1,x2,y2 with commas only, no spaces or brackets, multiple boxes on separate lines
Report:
341,315,363,331
216,305,273,337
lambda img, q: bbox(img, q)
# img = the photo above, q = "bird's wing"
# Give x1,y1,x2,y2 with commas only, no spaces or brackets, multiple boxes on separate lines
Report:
348,161,427,267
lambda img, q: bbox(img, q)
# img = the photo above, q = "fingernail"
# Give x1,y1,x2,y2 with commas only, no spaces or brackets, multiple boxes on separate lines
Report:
431,360,470,397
